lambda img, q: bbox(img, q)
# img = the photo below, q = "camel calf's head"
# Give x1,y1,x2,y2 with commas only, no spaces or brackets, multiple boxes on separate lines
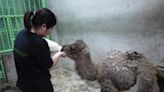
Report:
61,40,89,60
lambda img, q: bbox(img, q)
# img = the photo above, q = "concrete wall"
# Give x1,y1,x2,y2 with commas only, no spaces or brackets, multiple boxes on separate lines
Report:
48,0,164,70
2,53,17,85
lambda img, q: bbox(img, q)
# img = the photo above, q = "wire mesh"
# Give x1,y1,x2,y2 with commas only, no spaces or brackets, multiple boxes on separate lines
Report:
0,55,6,81
0,0,47,53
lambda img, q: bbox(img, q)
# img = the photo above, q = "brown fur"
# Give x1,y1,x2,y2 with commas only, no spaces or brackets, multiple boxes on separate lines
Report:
62,40,159,92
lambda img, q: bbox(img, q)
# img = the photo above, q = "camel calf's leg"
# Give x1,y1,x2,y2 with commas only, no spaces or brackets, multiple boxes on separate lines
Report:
137,74,159,92
100,80,119,92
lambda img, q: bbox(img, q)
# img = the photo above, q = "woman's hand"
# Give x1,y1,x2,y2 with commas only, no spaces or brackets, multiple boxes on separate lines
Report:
51,51,67,67
60,51,67,57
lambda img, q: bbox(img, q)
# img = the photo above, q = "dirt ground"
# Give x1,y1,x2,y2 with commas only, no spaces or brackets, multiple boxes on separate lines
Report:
50,67,100,92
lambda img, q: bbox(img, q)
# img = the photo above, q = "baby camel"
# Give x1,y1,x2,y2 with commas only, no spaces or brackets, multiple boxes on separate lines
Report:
61,40,159,92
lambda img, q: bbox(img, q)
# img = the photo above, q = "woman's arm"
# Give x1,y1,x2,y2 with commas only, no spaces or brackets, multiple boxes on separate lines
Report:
51,51,66,65
44,38,66,69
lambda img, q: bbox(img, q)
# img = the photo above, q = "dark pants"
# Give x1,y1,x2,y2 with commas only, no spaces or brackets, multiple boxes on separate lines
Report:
16,79,53,92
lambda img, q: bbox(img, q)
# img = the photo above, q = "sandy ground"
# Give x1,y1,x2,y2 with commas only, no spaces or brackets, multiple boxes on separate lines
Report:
50,67,101,92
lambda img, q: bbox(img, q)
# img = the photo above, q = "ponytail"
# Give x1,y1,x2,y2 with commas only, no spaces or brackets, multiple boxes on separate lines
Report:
24,11,34,31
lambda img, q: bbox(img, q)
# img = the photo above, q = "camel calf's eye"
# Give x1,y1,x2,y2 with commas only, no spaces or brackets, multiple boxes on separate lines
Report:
70,44,76,50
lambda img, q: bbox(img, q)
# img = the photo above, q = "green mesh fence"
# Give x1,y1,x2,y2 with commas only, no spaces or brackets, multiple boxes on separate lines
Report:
0,55,5,81
0,0,47,81
0,0,47,53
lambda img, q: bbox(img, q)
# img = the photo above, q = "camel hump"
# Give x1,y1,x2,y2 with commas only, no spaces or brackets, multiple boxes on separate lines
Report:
125,51,143,60
106,50,124,59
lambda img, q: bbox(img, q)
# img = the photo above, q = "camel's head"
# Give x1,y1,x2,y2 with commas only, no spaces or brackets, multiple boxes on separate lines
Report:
61,40,89,60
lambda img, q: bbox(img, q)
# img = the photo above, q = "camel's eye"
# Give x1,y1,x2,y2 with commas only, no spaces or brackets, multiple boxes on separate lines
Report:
70,44,76,51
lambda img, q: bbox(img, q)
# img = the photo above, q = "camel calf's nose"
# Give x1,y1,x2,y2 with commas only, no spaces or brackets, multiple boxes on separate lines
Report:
61,45,65,51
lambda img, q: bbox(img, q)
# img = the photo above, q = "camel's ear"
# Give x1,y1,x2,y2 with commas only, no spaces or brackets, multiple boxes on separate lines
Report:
75,39,87,49
81,47,89,54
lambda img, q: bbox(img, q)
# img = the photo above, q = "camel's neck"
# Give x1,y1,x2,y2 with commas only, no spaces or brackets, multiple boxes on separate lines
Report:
74,53,97,81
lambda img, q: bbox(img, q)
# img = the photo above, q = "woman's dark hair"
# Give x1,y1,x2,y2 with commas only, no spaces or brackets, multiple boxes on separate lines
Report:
24,8,56,31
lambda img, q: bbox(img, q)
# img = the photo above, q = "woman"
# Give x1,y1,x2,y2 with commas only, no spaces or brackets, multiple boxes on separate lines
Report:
13,8,66,92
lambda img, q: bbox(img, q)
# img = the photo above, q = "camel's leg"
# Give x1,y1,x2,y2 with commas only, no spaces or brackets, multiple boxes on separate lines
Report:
101,88,119,92
137,74,159,92
100,80,119,92
100,86,119,92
